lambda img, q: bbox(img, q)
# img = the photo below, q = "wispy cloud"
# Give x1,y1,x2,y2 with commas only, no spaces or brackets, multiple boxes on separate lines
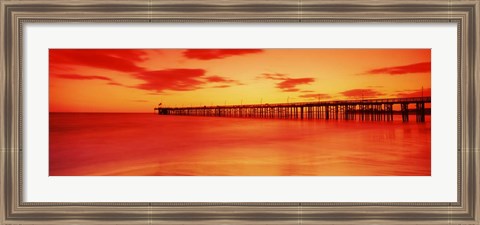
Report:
183,49,263,60
277,78,315,92
259,73,315,92
55,74,113,81
205,76,243,85
50,49,147,73
133,69,243,93
134,69,206,92
299,93,332,100
340,88,384,99
259,73,288,80
107,82,124,86
362,62,430,75
212,85,231,88
54,73,128,88
396,87,431,98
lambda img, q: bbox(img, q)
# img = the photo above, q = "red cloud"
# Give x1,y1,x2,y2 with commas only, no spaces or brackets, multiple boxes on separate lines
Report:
135,69,206,92
299,93,332,100
363,62,431,75
205,76,242,85
50,49,147,73
183,49,263,60
282,88,300,92
259,73,315,92
206,76,230,82
277,78,315,92
55,74,112,81
340,89,384,99
397,88,431,98
55,65,243,92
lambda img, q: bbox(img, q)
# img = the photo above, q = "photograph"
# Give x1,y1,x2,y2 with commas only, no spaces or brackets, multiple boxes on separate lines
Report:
49,49,431,176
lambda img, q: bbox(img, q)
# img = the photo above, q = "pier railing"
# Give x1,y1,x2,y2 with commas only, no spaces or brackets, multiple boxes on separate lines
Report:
154,97,431,122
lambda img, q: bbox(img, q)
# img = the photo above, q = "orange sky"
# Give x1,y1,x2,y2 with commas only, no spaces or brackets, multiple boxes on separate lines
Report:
49,49,431,112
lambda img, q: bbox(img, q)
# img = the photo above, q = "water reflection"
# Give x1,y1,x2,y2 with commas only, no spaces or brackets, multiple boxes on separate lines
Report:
49,113,430,176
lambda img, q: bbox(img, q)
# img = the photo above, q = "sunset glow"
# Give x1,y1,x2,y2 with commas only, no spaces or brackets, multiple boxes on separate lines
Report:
49,49,431,112
49,49,431,176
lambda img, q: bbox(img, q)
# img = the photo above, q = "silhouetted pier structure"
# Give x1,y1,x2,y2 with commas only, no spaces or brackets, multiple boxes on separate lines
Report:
154,97,430,122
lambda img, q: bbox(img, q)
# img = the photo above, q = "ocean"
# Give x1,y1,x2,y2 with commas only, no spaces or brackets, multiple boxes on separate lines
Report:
49,113,431,176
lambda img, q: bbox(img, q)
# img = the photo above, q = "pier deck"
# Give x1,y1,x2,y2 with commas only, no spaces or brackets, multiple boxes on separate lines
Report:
154,97,431,122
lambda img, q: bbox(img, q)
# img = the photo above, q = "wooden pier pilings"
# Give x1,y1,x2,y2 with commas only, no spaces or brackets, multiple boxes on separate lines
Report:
154,97,430,122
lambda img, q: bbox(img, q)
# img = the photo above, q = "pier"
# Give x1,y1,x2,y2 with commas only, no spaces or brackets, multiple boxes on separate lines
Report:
154,97,430,122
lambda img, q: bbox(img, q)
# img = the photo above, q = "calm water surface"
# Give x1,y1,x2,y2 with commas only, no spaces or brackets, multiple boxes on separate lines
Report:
49,113,430,176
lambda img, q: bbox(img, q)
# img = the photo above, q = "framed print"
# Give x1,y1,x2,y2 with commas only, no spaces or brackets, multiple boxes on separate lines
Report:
1,0,479,224
48,48,432,177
